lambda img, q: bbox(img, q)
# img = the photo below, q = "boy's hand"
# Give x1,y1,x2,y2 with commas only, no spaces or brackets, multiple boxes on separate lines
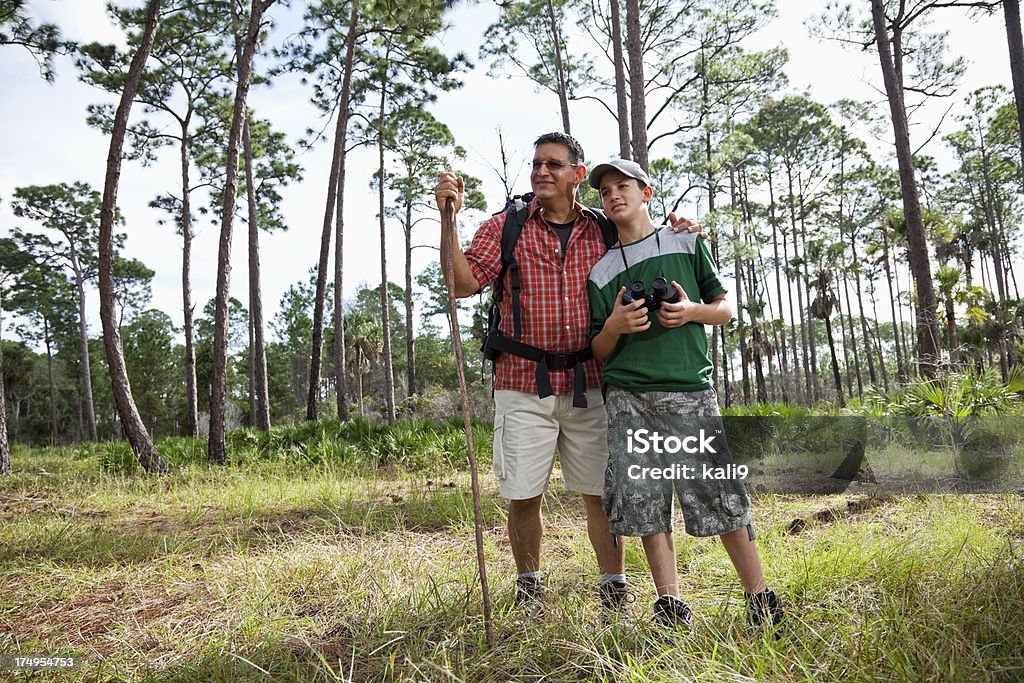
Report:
667,213,708,237
657,282,700,328
604,287,651,335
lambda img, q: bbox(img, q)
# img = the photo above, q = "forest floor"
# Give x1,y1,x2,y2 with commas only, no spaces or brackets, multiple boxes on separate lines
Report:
2,445,1023,682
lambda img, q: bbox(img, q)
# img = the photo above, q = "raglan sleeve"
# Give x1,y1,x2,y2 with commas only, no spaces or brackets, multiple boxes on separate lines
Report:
589,269,613,340
694,236,728,303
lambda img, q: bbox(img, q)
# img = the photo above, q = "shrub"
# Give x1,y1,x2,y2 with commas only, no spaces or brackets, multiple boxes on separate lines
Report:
156,437,207,468
894,367,1023,418
98,442,137,475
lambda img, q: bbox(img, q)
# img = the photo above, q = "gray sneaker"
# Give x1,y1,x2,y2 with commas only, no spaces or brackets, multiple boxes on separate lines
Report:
653,594,693,630
746,588,784,629
514,575,544,615
599,579,633,612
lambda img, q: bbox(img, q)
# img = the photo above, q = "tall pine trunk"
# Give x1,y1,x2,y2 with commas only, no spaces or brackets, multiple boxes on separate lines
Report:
870,285,891,391
356,347,364,416
307,107,342,422
609,0,630,158
44,321,57,444
854,265,878,387
404,200,416,398
881,231,908,382
0,296,9,474
702,73,719,388
1004,0,1024,186
720,323,730,407
740,171,767,403
70,249,98,442
334,159,350,420
752,242,778,401
835,143,857,396
731,175,751,404
783,163,809,403
97,0,169,472
977,122,1008,303
545,0,571,135
333,1,359,422
746,250,767,403
209,0,272,464
797,193,819,400
842,269,863,396
248,315,256,421
625,0,648,170
782,225,802,403
244,116,270,431
870,0,941,379
824,311,845,407
894,256,914,378
765,166,789,402
377,51,397,424
179,123,199,437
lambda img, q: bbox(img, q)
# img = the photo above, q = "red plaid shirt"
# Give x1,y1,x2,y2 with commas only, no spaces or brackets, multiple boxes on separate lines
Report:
465,197,606,395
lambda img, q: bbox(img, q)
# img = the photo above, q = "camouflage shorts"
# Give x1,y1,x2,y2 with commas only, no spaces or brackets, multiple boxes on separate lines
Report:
603,387,751,538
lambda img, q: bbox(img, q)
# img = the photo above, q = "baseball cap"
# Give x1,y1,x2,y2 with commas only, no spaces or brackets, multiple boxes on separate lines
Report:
588,158,652,189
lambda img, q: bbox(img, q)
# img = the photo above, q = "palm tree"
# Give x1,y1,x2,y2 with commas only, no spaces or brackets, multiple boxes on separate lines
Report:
935,264,964,366
807,239,845,408
344,311,382,417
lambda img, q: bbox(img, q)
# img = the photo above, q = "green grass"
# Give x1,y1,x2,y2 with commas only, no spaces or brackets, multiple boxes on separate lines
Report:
2,440,1024,681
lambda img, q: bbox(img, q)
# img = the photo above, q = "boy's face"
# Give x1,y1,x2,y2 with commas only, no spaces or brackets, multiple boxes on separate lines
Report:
598,169,652,221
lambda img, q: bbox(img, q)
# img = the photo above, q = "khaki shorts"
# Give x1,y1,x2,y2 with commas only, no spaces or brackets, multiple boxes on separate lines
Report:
492,389,609,499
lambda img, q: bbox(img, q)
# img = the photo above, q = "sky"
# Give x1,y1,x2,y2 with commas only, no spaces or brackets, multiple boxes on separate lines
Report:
0,0,1014,347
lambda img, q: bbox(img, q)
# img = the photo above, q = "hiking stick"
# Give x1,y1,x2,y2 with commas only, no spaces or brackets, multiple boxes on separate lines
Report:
441,196,494,648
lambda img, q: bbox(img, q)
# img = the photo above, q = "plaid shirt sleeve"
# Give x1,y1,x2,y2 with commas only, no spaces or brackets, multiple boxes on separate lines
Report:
463,214,504,293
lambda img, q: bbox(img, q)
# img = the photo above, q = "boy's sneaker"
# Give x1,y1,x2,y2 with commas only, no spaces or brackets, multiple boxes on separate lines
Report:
652,594,693,630
599,579,633,612
514,575,544,615
746,588,784,629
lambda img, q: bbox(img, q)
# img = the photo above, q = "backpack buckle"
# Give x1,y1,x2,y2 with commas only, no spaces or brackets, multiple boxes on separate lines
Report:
544,352,577,370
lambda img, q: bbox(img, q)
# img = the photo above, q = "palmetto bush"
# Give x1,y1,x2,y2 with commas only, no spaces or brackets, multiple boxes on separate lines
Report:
898,367,1024,418
878,368,1024,477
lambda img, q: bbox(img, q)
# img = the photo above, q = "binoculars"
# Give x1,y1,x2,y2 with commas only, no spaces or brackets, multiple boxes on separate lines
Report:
621,277,679,311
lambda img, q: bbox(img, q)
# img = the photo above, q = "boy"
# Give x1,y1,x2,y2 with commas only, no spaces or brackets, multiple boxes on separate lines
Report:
587,158,784,630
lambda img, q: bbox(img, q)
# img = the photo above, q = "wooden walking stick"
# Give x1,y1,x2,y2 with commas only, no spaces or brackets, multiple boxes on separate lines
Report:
441,195,494,648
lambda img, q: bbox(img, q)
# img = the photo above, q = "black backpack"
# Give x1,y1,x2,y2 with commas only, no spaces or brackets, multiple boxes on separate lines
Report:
481,192,618,407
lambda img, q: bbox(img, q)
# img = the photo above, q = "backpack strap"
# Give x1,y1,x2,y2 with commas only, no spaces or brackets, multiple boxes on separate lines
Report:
497,198,531,338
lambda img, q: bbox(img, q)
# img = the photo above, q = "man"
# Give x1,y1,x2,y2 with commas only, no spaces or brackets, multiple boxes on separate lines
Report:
434,132,699,613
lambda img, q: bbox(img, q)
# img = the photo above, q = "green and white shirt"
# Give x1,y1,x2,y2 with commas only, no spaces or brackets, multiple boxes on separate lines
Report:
588,228,727,392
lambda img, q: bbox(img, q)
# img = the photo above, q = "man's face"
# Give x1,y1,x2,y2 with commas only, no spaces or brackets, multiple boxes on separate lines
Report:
598,169,651,221
530,142,585,205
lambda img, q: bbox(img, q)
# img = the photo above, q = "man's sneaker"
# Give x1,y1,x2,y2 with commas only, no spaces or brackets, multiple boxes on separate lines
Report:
514,575,544,615
746,588,784,629
652,594,693,630
599,579,633,612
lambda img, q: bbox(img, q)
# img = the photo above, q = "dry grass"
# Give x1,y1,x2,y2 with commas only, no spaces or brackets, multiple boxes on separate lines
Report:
1,447,1023,681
